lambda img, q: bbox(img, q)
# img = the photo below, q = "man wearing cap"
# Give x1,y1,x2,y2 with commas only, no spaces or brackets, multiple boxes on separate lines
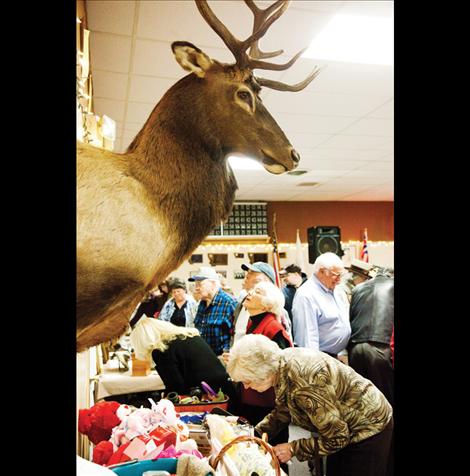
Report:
231,262,292,345
342,258,373,302
280,264,307,340
158,278,198,327
190,267,237,356
292,252,350,358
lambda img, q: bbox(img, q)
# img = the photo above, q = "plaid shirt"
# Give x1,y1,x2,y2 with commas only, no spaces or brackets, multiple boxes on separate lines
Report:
194,288,237,355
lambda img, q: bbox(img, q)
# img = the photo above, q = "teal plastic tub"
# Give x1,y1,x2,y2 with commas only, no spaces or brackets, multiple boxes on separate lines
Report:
109,458,177,476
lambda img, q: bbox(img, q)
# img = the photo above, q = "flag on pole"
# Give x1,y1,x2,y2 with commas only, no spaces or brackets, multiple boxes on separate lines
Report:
360,228,369,263
271,213,282,288
295,229,305,272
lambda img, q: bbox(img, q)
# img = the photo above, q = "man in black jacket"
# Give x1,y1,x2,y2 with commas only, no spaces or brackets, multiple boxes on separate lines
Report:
348,269,394,405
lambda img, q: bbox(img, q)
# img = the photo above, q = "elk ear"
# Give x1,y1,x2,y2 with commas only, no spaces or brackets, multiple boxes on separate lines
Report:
172,41,213,78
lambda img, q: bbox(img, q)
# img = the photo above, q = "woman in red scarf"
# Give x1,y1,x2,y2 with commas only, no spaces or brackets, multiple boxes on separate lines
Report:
232,281,292,467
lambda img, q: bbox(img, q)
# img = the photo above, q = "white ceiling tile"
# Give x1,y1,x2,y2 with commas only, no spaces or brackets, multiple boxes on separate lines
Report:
136,1,334,58
114,138,123,153
345,168,394,177
92,70,129,101
368,99,394,119
340,1,393,18
341,117,393,137
340,188,394,201
280,59,393,96
318,134,392,149
263,90,390,118
89,33,132,73
317,177,385,190
121,138,133,152
237,189,303,201
290,1,346,13
121,130,138,142
122,122,142,133
128,75,176,103
287,133,332,150
115,122,123,137
311,148,390,160
288,190,358,201
356,161,393,171
132,39,182,78
275,112,357,135
124,102,155,124
374,139,394,151
310,160,369,170
93,98,126,122
87,1,136,36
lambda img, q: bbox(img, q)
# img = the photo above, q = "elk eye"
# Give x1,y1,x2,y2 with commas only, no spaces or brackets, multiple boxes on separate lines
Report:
237,90,253,108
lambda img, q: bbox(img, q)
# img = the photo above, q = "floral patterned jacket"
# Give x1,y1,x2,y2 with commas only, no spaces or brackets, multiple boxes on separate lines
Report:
255,347,392,461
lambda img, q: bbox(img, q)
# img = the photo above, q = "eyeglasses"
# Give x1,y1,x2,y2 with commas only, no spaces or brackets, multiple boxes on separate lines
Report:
324,269,345,278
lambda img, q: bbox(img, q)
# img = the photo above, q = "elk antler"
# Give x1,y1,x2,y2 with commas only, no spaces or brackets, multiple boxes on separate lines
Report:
196,0,320,92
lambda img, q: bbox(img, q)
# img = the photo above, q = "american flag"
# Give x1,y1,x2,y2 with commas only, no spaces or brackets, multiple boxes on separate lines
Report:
272,213,282,288
360,228,369,262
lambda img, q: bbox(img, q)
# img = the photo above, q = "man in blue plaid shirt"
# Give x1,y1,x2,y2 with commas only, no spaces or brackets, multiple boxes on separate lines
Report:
190,267,237,356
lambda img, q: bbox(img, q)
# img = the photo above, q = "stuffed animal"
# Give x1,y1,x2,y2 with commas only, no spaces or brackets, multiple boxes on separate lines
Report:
78,401,132,445
80,398,198,466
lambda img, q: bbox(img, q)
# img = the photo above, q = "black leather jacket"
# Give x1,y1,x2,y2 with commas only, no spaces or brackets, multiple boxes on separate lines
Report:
349,273,394,345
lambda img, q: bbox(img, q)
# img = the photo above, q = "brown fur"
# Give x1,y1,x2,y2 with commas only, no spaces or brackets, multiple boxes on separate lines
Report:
77,56,298,352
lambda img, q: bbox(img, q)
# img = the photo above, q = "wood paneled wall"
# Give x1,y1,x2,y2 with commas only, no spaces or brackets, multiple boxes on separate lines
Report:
267,201,394,242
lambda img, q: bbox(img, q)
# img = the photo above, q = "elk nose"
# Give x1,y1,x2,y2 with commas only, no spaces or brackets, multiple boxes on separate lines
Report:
291,148,300,164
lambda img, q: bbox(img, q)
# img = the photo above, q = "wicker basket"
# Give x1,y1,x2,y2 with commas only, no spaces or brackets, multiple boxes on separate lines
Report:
212,435,281,476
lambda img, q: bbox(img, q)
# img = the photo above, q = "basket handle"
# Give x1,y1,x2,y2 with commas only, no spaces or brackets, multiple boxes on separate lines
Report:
212,435,281,476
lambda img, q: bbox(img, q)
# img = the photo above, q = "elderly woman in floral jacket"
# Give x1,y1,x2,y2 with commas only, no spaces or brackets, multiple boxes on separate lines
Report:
226,334,393,476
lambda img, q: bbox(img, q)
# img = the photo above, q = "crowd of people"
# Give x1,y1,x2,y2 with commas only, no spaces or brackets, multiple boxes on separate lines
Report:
125,253,394,476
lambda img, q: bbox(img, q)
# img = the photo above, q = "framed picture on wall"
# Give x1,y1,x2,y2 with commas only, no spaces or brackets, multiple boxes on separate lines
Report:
208,254,228,266
249,253,268,264
189,254,203,264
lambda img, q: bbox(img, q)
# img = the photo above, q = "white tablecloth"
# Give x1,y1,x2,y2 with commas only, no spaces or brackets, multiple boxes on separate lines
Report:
94,359,165,401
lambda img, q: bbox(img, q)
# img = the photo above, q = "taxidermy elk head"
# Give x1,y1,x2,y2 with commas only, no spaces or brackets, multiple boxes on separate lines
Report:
76,0,320,352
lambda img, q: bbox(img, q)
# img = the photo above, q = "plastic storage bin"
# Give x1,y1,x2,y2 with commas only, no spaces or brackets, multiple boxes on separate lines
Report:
109,457,177,476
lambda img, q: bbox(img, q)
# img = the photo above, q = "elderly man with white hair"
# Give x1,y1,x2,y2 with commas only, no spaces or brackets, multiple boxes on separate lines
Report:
190,267,237,356
292,252,350,358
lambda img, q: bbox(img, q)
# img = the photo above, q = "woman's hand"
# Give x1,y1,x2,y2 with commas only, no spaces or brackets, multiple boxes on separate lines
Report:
273,442,293,463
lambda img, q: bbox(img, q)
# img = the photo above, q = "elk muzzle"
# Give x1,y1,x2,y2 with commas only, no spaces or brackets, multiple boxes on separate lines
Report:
261,146,299,174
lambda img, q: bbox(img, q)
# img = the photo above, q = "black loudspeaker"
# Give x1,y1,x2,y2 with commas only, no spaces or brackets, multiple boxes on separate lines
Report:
307,226,343,263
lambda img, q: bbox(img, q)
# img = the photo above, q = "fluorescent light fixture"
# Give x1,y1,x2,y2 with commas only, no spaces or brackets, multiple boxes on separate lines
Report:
228,155,264,171
303,14,393,66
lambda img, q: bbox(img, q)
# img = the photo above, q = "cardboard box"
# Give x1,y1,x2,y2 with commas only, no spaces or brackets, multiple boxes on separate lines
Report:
131,355,151,376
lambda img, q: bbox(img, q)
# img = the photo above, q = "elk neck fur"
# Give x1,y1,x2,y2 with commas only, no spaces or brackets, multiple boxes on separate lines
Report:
77,73,238,351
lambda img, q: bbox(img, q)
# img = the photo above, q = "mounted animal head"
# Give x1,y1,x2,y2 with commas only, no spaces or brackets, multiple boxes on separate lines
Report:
167,0,320,174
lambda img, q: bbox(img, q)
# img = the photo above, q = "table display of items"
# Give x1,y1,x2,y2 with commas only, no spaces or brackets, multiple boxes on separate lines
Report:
165,381,229,412
78,394,282,476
